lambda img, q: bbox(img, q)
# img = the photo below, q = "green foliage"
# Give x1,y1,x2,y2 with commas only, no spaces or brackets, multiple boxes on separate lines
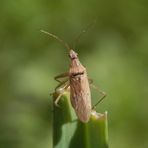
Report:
53,93,108,148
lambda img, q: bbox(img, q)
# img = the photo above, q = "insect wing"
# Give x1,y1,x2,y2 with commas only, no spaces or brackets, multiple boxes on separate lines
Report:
70,73,91,123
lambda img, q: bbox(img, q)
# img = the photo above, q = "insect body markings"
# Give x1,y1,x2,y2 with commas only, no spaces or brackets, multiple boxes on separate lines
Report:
41,30,106,123
69,50,91,122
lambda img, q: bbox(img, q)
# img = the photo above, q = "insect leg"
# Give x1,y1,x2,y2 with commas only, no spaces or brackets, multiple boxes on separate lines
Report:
54,72,69,83
54,91,64,107
54,82,70,107
89,82,107,109
51,72,69,95
55,79,69,91
52,72,69,95
54,84,69,106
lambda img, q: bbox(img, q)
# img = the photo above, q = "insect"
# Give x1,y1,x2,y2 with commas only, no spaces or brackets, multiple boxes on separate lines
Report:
41,30,106,123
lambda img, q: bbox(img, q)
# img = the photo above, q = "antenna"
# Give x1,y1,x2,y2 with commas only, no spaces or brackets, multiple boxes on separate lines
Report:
72,20,97,49
40,30,70,51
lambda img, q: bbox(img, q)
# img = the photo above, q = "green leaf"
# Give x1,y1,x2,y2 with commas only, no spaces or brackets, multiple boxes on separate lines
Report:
53,92,109,148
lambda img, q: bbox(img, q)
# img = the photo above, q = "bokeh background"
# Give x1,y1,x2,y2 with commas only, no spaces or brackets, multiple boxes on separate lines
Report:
0,0,148,148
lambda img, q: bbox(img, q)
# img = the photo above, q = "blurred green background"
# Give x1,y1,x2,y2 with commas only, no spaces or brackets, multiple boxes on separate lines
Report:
0,0,148,148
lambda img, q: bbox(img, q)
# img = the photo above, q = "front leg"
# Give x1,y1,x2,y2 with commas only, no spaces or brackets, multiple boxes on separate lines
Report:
53,72,69,92
52,72,70,107
54,72,69,83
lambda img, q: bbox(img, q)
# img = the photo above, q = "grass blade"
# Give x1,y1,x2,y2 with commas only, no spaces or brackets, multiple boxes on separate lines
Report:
53,92,109,148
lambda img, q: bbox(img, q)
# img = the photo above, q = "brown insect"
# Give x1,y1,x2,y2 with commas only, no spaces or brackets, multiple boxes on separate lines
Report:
41,30,106,123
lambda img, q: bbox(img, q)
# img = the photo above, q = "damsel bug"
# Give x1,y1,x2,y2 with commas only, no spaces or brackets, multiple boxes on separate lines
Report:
41,30,106,123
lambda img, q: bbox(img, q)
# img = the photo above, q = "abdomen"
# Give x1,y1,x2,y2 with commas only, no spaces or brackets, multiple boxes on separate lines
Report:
70,74,91,123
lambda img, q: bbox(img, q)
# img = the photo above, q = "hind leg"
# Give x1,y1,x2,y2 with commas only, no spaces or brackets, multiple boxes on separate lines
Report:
89,79,107,109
